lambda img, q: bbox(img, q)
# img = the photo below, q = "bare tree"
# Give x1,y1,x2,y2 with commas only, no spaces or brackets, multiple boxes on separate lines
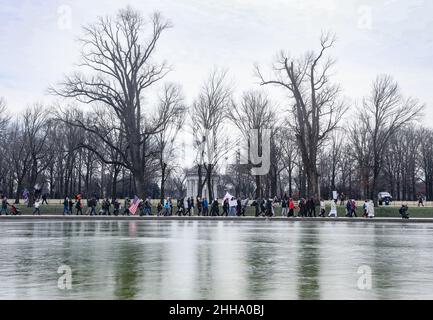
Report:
191,69,232,200
0,98,9,135
155,84,186,200
278,130,299,198
420,128,433,200
0,98,11,196
22,105,53,206
227,90,276,198
357,75,424,205
349,116,372,199
256,32,348,199
51,7,177,198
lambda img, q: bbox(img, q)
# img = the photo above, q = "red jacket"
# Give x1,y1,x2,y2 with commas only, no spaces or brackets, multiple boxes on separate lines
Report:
289,200,295,210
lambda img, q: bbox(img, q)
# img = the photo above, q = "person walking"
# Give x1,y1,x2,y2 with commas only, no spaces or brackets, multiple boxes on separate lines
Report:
351,199,357,218
42,194,48,205
75,198,83,215
236,198,242,216
319,198,326,217
339,193,346,206
138,201,146,216
176,198,184,216
240,198,248,216
197,197,202,216
362,200,368,218
288,198,295,217
89,197,97,216
265,199,273,217
367,200,375,219
211,199,220,216
157,200,163,216
329,200,338,217
62,197,69,215
190,197,195,216
185,197,191,216
101,198,110,215
113,198,120,216
0,196,9,215
308,197,316,217
298,198,306,217
223,198,229,216
144,198,152,216
228,197,237,216
33,199,42,215
260,198,266,216
418,195,425,207
251,199,260,217
163,198,171,216
345,199,352,217
68,198,74,215
123,198,131,216
281,197,288,217
202,198,209,216
169,198,173,216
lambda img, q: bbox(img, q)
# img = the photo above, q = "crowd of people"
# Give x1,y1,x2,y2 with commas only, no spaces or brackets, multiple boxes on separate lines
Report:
0,193,413,219
151,194,378,219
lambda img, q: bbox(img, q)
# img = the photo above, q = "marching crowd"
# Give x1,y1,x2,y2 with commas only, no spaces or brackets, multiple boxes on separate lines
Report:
0,193,411,219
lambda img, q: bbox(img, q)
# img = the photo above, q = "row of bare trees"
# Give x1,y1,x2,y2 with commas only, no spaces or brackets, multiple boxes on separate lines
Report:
0,7,429,206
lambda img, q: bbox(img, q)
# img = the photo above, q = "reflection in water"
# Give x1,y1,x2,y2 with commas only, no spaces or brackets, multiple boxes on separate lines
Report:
114,222,141,299
297,224,320,300
1,220,433,300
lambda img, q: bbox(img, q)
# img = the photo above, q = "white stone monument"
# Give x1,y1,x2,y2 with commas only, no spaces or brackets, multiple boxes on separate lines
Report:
185,168,219,199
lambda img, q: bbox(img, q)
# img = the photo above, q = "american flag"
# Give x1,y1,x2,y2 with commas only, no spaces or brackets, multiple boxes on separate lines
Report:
129,196,142,215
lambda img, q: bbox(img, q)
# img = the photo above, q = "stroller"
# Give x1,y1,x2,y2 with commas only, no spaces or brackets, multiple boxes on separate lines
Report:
11,204,21,216
399,205,409,219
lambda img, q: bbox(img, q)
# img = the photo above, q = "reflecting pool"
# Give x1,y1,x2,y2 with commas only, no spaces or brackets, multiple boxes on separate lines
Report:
1,220,433,299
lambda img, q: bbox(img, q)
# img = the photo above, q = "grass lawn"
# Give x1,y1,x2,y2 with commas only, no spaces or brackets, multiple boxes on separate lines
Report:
3,201,433,218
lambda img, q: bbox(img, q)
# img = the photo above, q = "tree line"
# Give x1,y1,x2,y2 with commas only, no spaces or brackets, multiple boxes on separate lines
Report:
0,7,429,206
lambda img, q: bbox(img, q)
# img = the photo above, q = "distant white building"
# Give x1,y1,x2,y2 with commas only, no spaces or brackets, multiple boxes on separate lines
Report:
185,168,219,199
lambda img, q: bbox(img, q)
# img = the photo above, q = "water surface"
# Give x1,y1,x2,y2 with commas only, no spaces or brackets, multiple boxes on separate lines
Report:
1,220,432,299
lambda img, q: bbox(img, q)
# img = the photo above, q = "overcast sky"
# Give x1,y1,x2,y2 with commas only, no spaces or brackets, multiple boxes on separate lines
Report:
1,0,432,125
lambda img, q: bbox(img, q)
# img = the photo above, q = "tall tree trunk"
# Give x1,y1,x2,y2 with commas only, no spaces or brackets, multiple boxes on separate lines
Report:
111,167,119,198
255,175,262,199
15,179,23,204
206,164,213,200
160,162,167,201
197,164,203,198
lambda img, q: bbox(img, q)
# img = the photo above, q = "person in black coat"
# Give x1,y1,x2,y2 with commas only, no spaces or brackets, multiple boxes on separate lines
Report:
298,198,306,217
176,198,184,216
223,199,229,216
186,197,192,216
265,199,273,217
307,198,316,217
260,199,266,216
236,199,242,216
251,199,259,217
399,205,409,219
196,197,202,216
211,199,220,216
